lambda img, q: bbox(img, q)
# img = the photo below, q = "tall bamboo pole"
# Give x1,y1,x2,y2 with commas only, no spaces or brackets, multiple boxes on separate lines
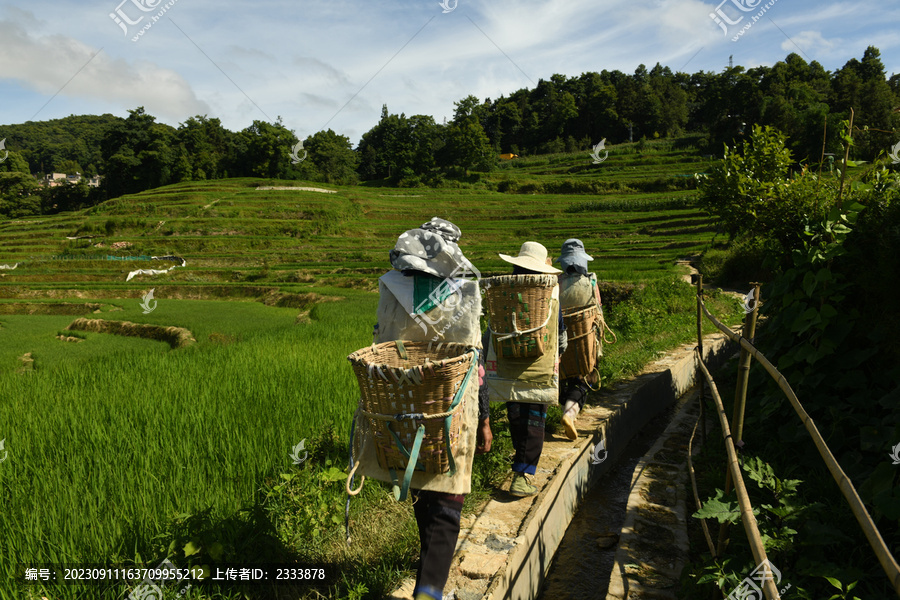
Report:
695,273,705,444
816,115,827,211
837,107,854,209
696,351,781,600
717,283,761,554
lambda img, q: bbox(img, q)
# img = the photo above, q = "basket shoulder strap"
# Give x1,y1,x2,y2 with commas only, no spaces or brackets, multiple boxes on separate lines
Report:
388,424,425,501
441,348,479,477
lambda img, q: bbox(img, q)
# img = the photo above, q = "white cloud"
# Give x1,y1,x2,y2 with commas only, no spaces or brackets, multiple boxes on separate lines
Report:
0,0,898,140
291,56,352,87
779,31,837,57
0,19,208,122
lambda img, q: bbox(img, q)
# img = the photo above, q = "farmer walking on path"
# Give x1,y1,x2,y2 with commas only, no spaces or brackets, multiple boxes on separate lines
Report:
483,242,567,497
556,238,605,441
362,217,491,600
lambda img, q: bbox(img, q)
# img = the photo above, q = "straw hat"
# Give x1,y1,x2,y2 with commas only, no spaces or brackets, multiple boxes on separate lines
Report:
556,238,593,274
499,241,562,274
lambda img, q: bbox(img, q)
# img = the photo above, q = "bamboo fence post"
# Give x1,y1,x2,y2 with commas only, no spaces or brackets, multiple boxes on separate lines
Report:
696,351,781,600
695,273,706,444
717,282,761,554
816,115,827,209
697,297,900,596
837,107,854,209
732,282,761,444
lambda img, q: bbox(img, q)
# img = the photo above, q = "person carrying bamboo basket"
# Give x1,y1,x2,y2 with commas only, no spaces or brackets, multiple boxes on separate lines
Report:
555,238,610,440
350,217,491,600
483,242,567,497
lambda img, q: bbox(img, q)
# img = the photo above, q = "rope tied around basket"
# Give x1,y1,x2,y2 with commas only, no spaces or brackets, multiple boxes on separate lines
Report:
358,407,458,422
598,309,617,345
492,306,554,342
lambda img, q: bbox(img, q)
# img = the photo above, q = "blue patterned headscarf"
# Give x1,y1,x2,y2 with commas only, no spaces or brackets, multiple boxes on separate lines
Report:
389,217,476,278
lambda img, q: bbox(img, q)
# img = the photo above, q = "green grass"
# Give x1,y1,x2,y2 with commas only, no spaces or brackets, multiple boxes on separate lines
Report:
0,143,719,296
0,298,383,599
0,140,749,599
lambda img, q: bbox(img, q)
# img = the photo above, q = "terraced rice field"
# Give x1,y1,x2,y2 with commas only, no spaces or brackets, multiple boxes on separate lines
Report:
0,145,717,298
0,144,735,600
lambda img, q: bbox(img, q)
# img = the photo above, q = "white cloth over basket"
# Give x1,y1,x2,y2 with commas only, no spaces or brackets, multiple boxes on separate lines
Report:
376,270,482,347
559,272,597,310
353,271,482,495
485,285,561,404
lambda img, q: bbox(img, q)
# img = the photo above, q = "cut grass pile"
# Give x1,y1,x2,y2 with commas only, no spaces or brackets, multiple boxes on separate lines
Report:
65,317,197,348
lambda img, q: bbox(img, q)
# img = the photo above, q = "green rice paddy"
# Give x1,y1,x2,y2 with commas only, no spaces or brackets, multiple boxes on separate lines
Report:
0,142,739,599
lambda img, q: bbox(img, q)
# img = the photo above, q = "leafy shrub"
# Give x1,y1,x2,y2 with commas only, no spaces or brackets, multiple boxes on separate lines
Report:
697,125,795,240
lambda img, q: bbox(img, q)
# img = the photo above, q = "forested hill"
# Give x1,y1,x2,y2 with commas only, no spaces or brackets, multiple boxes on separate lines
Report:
0,114,120,177
1,46,898,219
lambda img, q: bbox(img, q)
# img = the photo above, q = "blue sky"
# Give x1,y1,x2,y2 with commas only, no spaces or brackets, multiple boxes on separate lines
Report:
1,0,897,145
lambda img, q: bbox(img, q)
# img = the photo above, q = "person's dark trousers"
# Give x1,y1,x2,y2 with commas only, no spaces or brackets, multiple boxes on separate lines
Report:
412,490,465,600
560,377,589,410
507,401,547,475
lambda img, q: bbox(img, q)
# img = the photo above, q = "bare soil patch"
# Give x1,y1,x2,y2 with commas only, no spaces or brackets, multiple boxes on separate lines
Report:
255,186,336,193
0,302,105,315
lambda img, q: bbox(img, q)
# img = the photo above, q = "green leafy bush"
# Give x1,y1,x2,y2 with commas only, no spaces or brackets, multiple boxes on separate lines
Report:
697,125,795,241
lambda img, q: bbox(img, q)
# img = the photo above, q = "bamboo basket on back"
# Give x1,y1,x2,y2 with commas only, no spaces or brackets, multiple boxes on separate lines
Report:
482,274,557,359
559,303,600,379
347,341,477,477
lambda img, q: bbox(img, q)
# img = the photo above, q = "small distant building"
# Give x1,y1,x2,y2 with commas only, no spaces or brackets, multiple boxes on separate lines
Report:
499,153,519,160
39,173,102,188
43,173,67,187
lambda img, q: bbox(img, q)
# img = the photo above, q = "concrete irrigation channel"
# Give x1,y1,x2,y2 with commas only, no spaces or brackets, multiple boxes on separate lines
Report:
390,328,738,600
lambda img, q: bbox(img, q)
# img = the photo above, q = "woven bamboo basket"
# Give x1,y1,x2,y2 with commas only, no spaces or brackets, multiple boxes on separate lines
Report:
347,341,476,475
560,304,600,378
483,274,557,358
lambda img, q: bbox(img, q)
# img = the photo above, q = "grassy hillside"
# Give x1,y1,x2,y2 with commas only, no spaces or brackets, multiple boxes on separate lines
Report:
0,140,718,297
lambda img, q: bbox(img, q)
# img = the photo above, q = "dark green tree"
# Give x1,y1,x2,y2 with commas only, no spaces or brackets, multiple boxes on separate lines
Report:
303,129,359,185
357,106,444,181
100,107,176,197
175,115,230,180
830,46,898,158
0,150,31,175
0,170,41,218
441,119,494,173
235,119,297,179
